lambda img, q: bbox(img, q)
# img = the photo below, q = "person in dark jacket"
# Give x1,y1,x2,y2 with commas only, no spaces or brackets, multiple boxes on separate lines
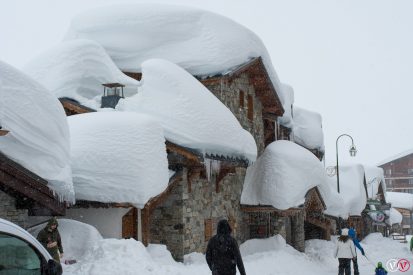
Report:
37,217,64,262
348,227,365,275
375,262,388,275
206,219,246,275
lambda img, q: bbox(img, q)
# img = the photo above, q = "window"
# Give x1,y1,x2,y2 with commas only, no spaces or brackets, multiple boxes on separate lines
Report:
386,169,392,176
247,95,254,121
0,232,42,274
239,90,245,108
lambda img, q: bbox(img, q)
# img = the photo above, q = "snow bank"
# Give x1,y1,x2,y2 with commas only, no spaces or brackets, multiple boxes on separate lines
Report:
240,235,289,256
338,165,367,216
28,219,102,260
0,60,74,201
24,39,139,109
292,106,324,152
386,192,413,210
364,166,386,199
278,83,294,128
146,244,176,265
241,140,324,209
386,207,403,225
64,4,292,110
118,59,257,161
68,112,169,207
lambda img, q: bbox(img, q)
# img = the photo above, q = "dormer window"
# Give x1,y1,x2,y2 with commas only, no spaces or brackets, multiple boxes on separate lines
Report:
101,83,125,108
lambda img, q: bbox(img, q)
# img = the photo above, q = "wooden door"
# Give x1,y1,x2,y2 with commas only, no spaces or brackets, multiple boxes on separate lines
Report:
122,208,137,239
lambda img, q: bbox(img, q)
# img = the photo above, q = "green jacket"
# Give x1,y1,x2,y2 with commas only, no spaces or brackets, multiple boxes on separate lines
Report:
410,237,413,251
37,218,63,261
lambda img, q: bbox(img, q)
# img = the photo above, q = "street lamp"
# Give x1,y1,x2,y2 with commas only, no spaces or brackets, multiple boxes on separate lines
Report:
336,134,357,193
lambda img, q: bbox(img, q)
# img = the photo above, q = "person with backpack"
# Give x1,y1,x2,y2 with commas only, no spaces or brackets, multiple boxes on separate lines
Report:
348,227,365,275
335,228,357,275
375,262,388,275
206,219,246,275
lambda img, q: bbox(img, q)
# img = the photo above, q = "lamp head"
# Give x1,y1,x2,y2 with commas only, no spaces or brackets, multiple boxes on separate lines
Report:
349,145,357,157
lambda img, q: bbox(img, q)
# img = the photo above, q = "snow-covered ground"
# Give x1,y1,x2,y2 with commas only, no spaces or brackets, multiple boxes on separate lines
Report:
62,232,413,275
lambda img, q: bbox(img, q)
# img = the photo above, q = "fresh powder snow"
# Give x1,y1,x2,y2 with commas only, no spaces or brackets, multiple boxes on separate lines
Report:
0,60,74,201
241,140,325,209
277,83,294,128
63,4,290,110
386,207,403,226
292,106,324,152
68,112,169,207
386,191,413,210
117,58,257,162
24,39,139,109
364,165,386,199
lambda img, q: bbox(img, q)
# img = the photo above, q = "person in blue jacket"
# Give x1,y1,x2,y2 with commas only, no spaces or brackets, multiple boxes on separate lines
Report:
348,227,365,275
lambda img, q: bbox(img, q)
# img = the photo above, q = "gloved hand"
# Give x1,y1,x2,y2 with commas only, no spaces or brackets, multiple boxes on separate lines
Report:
361,249,365,256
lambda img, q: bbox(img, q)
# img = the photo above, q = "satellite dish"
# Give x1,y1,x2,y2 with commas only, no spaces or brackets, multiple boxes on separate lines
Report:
326,166,336,177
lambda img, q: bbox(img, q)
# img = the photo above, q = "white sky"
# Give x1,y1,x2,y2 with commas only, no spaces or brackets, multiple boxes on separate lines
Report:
1,0,412,167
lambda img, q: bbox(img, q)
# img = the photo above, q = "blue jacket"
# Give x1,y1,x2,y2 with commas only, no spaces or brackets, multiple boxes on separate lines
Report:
349,228,364,255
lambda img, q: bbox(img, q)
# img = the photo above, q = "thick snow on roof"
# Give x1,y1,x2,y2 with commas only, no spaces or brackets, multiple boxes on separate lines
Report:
364,166,386,199
385,208,403,225
117,59,257,162
278,83,294,128
24,39,139,109
68,112,169,207
64,4,287,109
241,140,324,210
386,192,413,210
0,60,74,201
292,106,324,152
318,177,348,218
338,165,367,216
377,148,413,166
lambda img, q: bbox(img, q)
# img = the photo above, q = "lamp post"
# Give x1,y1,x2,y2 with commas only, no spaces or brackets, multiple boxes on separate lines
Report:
336,134,357,193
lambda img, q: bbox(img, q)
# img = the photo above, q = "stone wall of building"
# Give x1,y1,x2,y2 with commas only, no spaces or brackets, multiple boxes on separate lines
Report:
0,190,28,228
149,166,249,261
201,73,266,155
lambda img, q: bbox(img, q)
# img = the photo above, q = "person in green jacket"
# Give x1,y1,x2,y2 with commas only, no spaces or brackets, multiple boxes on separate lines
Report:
37,217,64,262
410,236,413,252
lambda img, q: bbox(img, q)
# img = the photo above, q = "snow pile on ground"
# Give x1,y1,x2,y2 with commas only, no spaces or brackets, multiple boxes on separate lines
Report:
278,83,294,128
0,60,74,201
364,166,386,199
386,192,413,210
24,39,139,109
68,112,169,207
28,219,102,260
241,140,325,209
117,59,257,161
64,4,286,105
146,244,176,265
63,232,411,275
386,207,403,225
292,106,324,152
240,235,291,256
338,165,367,216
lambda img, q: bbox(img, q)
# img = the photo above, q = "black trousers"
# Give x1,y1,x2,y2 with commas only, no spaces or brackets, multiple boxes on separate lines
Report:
352,256,359,275
338,258,351,275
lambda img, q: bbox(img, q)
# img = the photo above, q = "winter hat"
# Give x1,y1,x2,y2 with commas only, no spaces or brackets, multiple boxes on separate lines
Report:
377,262,383,268
341,228,349,236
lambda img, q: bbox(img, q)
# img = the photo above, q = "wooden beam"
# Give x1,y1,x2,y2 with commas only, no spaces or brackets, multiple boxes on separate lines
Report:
241,205,303,216
0,130,9,136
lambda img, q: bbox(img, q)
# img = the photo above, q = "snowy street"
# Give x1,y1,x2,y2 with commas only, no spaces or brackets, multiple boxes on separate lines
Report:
62,234,413,275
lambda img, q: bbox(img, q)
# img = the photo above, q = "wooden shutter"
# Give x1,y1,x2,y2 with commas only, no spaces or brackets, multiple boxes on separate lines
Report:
239,90,245,108
247,95,254,120
122,208,137,239
204,219,213,241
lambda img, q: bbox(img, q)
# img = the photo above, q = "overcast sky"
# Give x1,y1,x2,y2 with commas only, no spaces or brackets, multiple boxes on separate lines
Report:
1,0,412,167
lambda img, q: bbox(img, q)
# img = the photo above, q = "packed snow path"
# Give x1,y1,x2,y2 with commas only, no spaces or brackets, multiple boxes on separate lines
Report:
62,233,412,275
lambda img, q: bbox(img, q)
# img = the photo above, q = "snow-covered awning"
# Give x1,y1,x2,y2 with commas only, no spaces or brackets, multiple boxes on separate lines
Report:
386,192,413,211
64,4,290,111
24,39,139,109
68,112,169,208
292,106,324,152
241,140,325,210
0,60,74,201
117,59,257,162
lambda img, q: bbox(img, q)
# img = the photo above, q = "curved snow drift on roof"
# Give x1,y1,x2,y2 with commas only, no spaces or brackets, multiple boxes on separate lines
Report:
338,165,367,216
0,60,74,201
278,83,294,128
386,208,402,225
117,59,257,162
241,140,324,210
24,39,139,109
292,106,324,152
386,192,413,211
64,4,287,107
364,166,386,200
68,112,169,207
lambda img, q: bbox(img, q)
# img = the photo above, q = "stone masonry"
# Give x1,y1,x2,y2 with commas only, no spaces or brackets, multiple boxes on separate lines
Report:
0,190,28,228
